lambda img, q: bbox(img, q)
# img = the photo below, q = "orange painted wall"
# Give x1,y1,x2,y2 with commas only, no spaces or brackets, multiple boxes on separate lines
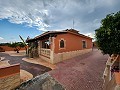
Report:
0,64,20,78
54,33,92,53
0,46,26,51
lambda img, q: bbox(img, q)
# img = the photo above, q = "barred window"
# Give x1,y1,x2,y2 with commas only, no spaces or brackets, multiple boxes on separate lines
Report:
82,41,87,48
60,40,64,48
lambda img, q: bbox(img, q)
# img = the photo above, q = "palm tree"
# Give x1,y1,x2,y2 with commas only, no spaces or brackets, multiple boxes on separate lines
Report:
19,35,28,54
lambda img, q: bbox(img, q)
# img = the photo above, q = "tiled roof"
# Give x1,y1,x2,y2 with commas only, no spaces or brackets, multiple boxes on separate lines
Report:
26,29,92,42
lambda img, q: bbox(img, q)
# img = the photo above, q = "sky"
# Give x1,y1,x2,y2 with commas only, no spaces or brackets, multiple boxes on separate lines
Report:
0,0,120,43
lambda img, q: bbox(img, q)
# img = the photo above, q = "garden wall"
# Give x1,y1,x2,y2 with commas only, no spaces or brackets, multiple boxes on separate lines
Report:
0,46,26,51
0,64,20,90
53,48,92,64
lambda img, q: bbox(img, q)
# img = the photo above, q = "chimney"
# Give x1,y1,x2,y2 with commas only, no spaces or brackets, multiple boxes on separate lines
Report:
65,29,79,34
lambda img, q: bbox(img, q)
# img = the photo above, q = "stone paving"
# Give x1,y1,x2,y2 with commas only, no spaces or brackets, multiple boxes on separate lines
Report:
49,49,108,90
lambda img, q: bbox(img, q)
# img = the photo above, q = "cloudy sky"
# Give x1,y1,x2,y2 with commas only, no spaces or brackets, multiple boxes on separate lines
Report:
0,0,120,43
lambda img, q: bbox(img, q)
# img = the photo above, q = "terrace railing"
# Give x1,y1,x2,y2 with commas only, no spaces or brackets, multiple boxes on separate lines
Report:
41,48,50,58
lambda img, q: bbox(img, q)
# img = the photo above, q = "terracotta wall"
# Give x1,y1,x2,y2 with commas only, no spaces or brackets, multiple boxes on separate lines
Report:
0,64,20,90
54,33,92,53
0,46,26,51
0,64,20,78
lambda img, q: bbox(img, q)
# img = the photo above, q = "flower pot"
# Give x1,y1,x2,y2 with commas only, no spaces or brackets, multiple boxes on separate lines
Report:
114,72,120,85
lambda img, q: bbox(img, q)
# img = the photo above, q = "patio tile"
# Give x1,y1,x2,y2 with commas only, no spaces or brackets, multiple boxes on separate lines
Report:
49,49,108,90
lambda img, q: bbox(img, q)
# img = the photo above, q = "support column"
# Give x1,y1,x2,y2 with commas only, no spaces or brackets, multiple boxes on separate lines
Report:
38,41,41,57
50,37,55,64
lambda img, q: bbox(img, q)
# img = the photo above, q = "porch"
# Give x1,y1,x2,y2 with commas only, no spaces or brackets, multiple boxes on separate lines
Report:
40,48,51,58
38,37,54,63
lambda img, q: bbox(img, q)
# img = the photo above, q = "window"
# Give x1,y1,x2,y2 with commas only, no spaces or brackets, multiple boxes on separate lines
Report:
42,40,50,49
60,40,64,48
82,41,87,48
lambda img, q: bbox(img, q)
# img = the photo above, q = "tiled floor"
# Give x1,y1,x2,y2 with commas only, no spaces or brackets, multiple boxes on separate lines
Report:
49,49,108,90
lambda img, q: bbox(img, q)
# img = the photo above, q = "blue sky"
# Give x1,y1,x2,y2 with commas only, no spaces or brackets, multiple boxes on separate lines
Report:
0,19,41,42
0,0,120,43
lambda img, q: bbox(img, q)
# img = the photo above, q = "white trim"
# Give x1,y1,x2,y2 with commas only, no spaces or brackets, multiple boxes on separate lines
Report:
59,38,66,50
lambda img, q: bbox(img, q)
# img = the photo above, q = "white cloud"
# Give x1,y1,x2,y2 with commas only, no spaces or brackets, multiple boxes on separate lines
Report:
0,0,50,31
85,33,95,38
0,0,119,32
0,37,4,40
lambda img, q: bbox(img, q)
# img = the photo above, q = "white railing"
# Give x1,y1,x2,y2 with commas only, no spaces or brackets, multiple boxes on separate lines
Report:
41,48,50,58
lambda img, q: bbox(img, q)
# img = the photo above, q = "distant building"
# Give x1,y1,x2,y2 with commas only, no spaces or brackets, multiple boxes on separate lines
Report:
26,29,92,64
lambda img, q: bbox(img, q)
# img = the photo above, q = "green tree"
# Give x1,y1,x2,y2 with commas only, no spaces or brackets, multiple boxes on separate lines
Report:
8,42,26,53
95,11,120,56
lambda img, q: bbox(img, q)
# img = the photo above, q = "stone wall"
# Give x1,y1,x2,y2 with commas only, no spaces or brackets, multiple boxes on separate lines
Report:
0,64,20,90
16,73,65,90
40,55,51,63
0,73,20,90
53,49,92,64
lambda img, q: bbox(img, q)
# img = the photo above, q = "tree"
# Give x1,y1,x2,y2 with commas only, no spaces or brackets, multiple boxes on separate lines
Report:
19,35,28,54
8,42,26,53
95,11,120,56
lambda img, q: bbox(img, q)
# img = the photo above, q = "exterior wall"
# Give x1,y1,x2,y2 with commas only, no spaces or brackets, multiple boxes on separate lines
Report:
53,48,92,64
38,33,92,64
36,33,92,64
54,33,92,53
0,64,20,90
0,46,26,51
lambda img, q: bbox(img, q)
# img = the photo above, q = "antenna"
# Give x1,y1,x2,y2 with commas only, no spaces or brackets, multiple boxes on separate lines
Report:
73,19,74,29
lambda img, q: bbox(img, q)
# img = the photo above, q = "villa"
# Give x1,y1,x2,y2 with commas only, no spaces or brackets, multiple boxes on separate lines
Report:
26,29,92,64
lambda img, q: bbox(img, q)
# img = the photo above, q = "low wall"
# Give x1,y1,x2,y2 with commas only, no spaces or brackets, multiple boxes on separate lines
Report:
0,46,26,51
0,64,20,90
16,73,65,90
40,55,51,63
53,49,92,64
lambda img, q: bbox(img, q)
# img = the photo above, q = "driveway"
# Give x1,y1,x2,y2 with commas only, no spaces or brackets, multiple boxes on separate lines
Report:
0,52,51,77
49,49,108,90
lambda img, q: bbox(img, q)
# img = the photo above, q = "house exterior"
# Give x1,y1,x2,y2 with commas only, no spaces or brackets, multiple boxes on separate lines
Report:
26,29,92,64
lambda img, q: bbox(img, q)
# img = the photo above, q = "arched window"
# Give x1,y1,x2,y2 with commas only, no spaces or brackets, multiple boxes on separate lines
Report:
60,40,64,48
